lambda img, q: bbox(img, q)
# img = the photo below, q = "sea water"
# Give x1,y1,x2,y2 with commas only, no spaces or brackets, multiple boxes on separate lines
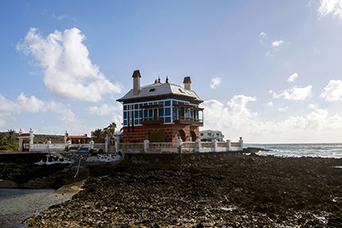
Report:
245,143,342,158
0,189,71,227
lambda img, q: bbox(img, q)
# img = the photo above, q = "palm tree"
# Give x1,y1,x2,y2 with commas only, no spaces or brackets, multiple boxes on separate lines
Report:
91,129,104,138
7,129,16,144
104,122,116,138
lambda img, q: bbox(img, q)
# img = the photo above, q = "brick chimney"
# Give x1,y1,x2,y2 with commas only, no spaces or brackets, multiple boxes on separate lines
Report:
132,70,141,96
183,76,191,90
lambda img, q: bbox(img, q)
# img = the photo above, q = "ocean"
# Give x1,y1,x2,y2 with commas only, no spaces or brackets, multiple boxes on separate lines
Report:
0,189,71,228
244,143,342,158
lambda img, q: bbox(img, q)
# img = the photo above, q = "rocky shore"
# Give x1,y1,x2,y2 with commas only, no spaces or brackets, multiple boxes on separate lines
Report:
21,151,342,227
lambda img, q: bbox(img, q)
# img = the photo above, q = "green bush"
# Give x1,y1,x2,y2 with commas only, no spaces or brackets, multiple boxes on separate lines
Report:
1,142,19,151
149,131,166,142
201,138,209,142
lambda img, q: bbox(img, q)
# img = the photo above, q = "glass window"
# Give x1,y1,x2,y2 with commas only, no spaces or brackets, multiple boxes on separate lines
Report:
149,102,152,105
139,110,142,118
173,108,178,117
135,111,138,118
165,117,171,123
124,105,127,110
159,108,164,117
139,119,142,124
139,104,142,109
159,101,163,105
144,110,148,118
200,133,203,136
172,101,177,105
149,88,155,93
165,100,171,106
149,109,153,117
135,104,138,109
165,108,171,116
144,103,148,106
154,102,157,105
135,119,139,125
124,112,127,119
124,120,127,126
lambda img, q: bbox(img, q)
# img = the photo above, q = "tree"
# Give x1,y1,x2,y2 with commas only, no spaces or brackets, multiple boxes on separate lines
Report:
0,132,6,146
6,129,16,144
104,122,116,138
91,129,104,138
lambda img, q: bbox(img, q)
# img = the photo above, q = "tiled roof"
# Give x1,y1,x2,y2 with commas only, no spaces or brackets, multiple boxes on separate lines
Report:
117,82,203,103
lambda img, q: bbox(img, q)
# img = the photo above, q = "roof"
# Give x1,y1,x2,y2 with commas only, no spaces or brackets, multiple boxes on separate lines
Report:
66,135,90,139
117,82,203,103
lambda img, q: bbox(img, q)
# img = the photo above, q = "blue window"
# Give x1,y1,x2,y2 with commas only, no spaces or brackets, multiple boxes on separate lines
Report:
165,117,171,123
144,110,148,118
154,102,157,105
139,119,142,124
139,110,142,118
149,109,153,117
149,102,152,105
159,108,164,117
127,105,130,110
165,107,171,116
172,101,177,105
139,104,142,109
135,119,139,125
135,104,138,109
144,103,148,106
165,101,171,106
124,120,127,126
135,111,138,118
124,105,127,110
173,108,177,117
124,112,127,119
158,101,163,105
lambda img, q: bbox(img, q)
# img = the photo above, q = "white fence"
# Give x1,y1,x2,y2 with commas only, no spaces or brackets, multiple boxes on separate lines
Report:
116,139,243,154
29,142,108,153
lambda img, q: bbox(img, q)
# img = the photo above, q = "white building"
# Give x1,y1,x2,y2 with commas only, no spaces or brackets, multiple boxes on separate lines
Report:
199,130,224,142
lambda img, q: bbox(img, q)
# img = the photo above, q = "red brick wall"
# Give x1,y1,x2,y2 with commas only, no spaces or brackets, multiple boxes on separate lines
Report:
123,125,200,143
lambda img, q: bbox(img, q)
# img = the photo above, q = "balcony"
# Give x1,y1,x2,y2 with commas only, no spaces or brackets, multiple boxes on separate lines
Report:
142,117,164,125
174,117,203,126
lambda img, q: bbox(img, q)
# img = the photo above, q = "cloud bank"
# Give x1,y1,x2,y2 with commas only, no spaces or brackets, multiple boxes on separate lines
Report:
17,27,123,102
318,0,342,19
210,77,223,89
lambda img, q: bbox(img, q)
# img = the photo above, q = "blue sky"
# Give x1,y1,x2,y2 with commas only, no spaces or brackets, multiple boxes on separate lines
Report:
1,0,342,143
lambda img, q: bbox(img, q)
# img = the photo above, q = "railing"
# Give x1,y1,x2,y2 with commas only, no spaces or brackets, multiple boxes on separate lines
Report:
142,117,164,125
174,117,203,126
200,142,214,148
119,143,144,150
182,142,197,149
149,142,177,149
117,140,243,153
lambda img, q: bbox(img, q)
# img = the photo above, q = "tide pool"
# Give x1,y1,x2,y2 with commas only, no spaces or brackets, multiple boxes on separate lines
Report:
0,189,71,228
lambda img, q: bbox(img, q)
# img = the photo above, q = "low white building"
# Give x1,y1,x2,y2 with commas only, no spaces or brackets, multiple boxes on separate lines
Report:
199,130,224,142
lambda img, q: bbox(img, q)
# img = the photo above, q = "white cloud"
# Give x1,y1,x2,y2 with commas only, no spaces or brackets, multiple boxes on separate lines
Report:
320,80,342,101
265,101,273,107
272,85,313,100
308,104,318,109
201,97,342,142
210,77,223,89
17,27,123,102
0,93,78,127
287,73,298,82
272,40,284,47
88,104,122,116
279,106,288,112
318,0,342,19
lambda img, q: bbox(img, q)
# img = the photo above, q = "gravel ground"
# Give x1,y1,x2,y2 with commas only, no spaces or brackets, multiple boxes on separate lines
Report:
23,152,342,227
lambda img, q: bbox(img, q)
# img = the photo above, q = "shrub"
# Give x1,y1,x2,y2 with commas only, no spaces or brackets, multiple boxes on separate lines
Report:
149,131,166,142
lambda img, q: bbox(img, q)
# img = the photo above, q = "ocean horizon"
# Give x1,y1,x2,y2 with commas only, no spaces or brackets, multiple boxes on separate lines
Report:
244,143,342,158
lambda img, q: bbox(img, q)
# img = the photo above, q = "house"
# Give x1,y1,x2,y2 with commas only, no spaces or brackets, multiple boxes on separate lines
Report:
64,131,91,144
200,130,224,142
117,70,204,143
